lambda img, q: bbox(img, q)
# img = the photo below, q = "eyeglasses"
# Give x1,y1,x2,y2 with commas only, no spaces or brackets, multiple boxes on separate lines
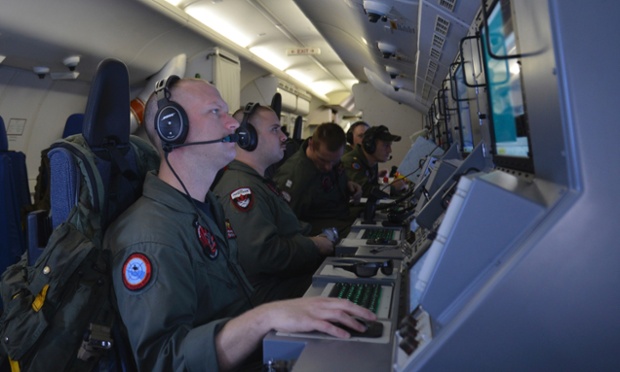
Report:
333,259,394,278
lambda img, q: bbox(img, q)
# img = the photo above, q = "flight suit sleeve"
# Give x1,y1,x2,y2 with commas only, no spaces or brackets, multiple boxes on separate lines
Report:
112,242,229,372
344,160,370,195
220,185,322,278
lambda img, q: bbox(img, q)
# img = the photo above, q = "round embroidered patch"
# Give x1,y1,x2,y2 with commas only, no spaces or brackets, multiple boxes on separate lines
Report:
196,221,219,260
122,253,152,291
352,162,361,170
230,187,253,212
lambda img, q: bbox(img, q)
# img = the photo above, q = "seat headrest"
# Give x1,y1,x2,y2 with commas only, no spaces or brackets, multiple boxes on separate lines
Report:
83,59,130,148
0,116,7,151
62,113,84,139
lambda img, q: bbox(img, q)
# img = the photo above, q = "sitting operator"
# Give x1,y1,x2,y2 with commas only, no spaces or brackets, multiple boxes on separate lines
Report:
273,122,362,236
213,103,335,304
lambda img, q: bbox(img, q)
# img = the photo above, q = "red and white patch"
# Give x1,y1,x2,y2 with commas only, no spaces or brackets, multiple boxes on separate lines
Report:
195,221,219,260
122,253,152,291
230,187,253,212
225,219,237,239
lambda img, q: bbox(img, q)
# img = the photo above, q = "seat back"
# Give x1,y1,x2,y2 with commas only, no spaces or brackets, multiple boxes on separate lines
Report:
11,59,159,370
61,113,84,139
0,116,31,276
49,59,153,232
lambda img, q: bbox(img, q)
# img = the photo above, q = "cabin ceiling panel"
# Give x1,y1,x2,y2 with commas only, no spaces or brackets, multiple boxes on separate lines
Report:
0,0,219,86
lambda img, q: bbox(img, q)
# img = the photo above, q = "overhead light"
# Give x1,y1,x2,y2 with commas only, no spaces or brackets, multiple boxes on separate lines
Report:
185,6,252,48
310,80,344,96
63,55,80,71
0,55,5,64
33,66,50,79
377,41,397,59
386,66,399,79
164,0,184,7
286,69,314,86
250,46,290,71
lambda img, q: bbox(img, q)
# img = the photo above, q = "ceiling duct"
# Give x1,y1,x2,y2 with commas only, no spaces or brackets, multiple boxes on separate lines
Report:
241,76,312,115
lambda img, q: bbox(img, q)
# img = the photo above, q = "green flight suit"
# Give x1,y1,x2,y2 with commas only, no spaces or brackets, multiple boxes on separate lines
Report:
104,172,253,372
213,160,323,304
341,144,379,198
273,140,356,236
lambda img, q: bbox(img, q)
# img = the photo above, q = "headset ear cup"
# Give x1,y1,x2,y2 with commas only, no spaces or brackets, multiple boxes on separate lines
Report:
237,122,258,152
363,136,375,154
155,100,189,146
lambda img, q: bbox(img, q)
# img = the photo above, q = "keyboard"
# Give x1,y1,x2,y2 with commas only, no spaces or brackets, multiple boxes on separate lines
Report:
329,282,383,313
362,228,395,241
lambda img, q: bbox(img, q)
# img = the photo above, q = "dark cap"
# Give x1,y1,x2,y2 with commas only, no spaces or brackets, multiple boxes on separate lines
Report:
364,125,401,143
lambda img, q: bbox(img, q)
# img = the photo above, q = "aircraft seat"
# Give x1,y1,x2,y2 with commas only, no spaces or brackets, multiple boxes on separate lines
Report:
61,113,84,139
34,58,156,369
0,116,31,279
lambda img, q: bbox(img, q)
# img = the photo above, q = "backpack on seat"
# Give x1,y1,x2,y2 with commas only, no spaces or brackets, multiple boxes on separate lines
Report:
0,59,159,371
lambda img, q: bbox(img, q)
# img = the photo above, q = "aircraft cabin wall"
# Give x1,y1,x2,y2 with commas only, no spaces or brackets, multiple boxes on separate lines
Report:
0,66,90,191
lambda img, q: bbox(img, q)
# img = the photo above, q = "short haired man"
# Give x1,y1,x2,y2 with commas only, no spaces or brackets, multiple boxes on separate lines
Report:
342,125,406,197
104,79,375,371
345,120,370,153
273,123,362,236
213,104,334,304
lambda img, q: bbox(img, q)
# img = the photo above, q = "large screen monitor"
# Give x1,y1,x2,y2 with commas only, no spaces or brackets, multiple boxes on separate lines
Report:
480,0,534,173
452,64,475,155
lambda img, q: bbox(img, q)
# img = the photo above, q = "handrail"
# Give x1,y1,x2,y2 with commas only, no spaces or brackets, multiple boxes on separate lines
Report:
459,35,486,88
449,62,471,102
480,0,524,60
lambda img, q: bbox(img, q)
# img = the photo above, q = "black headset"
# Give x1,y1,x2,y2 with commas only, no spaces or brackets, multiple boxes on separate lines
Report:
236,102,260,152
362,127,379,154
346,121,368,145
154,75,189,147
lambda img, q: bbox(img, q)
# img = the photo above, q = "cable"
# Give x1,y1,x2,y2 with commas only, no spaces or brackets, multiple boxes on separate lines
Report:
164,153,255,308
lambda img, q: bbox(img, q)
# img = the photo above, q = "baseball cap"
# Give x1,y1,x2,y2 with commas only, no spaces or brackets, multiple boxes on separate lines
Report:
365,125,401,142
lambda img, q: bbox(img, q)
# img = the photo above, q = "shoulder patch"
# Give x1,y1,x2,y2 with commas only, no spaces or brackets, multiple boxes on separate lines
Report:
351,162,361,170
230,187,253,212
225,219,237,239
285,179,293,188
122,253,152,291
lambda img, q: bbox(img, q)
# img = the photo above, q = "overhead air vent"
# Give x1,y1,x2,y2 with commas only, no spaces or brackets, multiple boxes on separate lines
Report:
432,34,446,50
428,60,439,73
422,83,431,99
434,16,451,37
429,47,442,61
438,0,456,12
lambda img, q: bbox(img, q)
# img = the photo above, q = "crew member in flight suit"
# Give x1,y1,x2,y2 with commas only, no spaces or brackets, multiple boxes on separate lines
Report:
342,125,407,197
273,122,363,237
104,78,375,371
213,104,334,305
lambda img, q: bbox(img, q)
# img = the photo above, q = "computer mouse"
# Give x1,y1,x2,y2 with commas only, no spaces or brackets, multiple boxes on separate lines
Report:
333,318,384,338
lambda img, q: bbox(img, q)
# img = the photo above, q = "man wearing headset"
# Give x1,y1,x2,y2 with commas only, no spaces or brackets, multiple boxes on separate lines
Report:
342,125,408,197
273,122,363,237
345,120,370,153
103,78,375,371
213,104,334,305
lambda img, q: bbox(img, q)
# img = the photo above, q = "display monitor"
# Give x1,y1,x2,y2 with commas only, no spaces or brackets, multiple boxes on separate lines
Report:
453,64,475,154
480,0,534,173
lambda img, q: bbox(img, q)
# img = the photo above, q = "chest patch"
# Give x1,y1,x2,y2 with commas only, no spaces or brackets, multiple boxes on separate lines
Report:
351,162,361,170
225,219,237,239
122,253,152,291
195,220,219,260
230,187,254,212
